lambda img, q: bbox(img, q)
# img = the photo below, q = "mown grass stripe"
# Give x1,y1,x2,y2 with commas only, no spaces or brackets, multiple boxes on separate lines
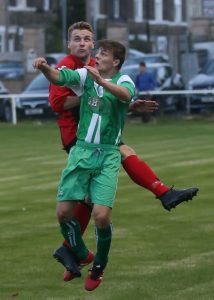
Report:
0,119,213,300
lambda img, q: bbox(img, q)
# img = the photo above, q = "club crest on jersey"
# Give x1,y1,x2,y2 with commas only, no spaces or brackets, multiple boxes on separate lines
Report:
88,97,100,107
88,97,100,113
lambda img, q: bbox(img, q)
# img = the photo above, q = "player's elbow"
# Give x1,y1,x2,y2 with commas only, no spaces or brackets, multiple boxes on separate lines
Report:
121,91,132,102
49,99,64,113
122,97,131,102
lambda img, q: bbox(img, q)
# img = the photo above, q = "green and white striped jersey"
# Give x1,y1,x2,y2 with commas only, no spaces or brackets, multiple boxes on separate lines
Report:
58,68,135,146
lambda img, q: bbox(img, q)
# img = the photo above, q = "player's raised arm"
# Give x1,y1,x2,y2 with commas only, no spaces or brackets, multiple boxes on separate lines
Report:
33,57,60,84
85,65,133,102
102,80,133,102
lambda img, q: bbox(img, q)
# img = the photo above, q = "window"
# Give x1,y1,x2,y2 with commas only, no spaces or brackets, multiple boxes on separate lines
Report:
9,0,16,5
100,0,108,14
155,0,163,21
134,0,143,22
8,0,36,11
113,0,120,18
27,0,41,8
43,0,50,11
0,26,23,52
8,34,14,52
174,0,182,22
163,0,174,21
203,0,214,17
17,0,27,7
96,0,100,16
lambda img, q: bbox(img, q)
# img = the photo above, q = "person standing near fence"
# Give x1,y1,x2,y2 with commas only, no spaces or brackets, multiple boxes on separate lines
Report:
135,61,157,93
135,61,157,122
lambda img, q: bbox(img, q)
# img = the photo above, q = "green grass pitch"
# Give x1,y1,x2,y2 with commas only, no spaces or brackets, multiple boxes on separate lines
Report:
0,118,214,300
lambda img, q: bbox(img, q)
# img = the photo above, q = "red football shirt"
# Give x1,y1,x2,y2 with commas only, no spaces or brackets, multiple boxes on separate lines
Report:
49,54,95,149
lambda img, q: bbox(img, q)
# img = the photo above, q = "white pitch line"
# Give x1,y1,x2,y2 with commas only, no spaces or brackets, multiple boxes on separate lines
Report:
24,155,63,161
0,174,30,182
172,158,214,167
21,181,58,191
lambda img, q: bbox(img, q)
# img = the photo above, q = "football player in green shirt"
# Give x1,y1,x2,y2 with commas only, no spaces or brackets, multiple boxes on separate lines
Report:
34,39,135,291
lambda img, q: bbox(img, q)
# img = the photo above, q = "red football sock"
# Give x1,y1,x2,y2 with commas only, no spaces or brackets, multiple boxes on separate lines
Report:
63,201,92,249
73,202,92,234
122,155,170,197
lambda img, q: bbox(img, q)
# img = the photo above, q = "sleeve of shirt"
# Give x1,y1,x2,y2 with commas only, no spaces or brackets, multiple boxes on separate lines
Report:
58,68,81,86
117,75,136,102
58,68,87,95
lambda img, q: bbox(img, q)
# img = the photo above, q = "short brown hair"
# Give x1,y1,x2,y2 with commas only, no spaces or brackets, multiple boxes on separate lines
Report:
68,21,94,40
98,39,126,70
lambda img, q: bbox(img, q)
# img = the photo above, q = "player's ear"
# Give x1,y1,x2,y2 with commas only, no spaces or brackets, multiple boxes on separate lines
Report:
113,59,120,68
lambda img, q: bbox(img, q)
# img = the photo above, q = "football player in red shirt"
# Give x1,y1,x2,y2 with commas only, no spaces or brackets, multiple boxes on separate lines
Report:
49,22,198,281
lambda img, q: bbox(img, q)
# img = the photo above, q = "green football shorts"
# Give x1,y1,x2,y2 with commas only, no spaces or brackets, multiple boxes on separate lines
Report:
57,142,121,208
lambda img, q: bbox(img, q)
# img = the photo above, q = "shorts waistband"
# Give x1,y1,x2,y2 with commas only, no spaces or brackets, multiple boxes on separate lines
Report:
76,140,119,151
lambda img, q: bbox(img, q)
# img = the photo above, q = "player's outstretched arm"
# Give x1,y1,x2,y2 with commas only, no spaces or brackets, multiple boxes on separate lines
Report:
130,99,159,113
33,57,60,84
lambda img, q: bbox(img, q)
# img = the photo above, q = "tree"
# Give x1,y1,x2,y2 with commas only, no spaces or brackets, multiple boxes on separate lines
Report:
66,0,86,26
45,0,86,53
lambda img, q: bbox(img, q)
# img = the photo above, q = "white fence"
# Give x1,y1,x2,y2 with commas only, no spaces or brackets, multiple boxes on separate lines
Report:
0,93,49,125
0,89,214,125
139,89,214,114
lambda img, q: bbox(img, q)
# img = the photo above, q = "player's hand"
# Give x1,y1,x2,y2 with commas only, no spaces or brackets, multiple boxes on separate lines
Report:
85,66,104,85
33,57,48,70
130,99,159,113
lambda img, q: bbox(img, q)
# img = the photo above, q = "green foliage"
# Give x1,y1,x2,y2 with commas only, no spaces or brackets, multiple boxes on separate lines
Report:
67,0,86,25
97,19,107,40
46,25,63,53
0,119,214,299
45,0,86,53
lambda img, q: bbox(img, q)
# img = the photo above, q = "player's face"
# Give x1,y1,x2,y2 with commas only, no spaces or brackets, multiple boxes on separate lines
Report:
95,47,119,74
68,29,94,62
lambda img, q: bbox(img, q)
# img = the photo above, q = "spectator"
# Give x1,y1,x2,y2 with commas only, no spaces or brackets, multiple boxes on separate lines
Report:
135,61,157,122
135,61,156,92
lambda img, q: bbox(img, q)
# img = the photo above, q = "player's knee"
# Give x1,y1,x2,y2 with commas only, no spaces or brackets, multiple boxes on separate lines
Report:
93,210,110,228
56,205,73,223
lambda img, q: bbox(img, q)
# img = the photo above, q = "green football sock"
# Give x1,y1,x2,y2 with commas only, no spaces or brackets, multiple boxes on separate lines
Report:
60,218,88,261
94,224,112,267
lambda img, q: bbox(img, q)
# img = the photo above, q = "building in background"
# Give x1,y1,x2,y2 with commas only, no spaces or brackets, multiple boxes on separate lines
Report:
86,0,214,74
0,0,214,91
87,0,189,72
0,0,87,91
184,0,214,81
0,0,60,90
189,0,214,42
0,0,59,58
